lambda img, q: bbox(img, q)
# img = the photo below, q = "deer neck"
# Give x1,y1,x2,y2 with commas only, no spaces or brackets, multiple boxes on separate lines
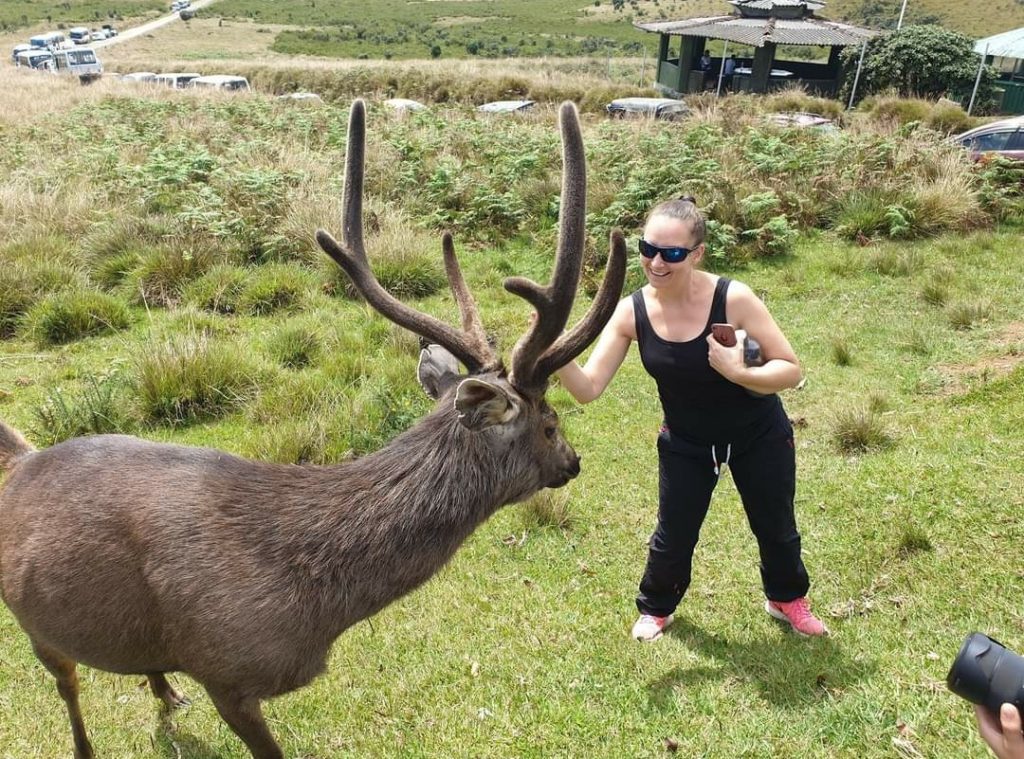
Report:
305,405,521,627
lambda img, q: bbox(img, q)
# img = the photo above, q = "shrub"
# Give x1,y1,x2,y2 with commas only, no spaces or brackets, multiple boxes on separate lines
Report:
23,290,131,346
32,373,134,445
865,96,931,125
133,333,261,426
843,26,999,110
183,264,250,314
925,101,975,135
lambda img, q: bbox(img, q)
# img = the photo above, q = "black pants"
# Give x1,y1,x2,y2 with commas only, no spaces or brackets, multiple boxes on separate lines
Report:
636,405,810,617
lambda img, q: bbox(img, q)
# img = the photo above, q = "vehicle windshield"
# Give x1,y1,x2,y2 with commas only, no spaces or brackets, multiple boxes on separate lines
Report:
67,50,97,64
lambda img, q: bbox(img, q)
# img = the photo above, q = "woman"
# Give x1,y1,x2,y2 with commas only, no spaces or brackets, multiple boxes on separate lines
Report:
555,197,826,641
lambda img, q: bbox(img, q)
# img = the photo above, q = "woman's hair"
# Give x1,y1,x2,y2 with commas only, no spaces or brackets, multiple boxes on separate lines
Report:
647,196,706,245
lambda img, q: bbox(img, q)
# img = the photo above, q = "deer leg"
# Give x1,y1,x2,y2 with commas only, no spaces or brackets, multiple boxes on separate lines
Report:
205,688,283,759
148,673,191,709
31,642,94,759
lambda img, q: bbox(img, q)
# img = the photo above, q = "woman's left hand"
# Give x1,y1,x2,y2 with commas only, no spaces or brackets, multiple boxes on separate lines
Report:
707,328,747,382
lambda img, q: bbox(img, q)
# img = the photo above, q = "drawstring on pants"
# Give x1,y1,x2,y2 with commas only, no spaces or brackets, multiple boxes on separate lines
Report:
711,443,732,476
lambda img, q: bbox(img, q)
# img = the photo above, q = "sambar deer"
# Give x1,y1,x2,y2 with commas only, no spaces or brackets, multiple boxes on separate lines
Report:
0,100,625,758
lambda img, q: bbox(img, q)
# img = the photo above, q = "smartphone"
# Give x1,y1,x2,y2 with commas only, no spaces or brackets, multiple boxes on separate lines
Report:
711,323,737,347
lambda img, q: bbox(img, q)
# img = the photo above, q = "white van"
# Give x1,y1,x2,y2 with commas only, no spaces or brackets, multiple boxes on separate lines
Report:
155,72,201,89
189,75,250,91
29,32,66,49
11,43,31,63
15,50,55,70
52,48,103,81
69,27,91,45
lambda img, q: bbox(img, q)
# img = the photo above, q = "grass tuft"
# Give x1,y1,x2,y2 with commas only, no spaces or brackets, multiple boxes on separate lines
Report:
946,299,992,330
132,332,262,426
22,290,131,346
831,406,894,453
32,373,134,445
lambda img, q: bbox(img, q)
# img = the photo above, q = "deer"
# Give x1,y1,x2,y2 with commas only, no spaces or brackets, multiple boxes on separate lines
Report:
0,99,626,759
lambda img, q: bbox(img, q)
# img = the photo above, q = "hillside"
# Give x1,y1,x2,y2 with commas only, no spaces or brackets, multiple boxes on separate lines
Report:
3,0,1023,61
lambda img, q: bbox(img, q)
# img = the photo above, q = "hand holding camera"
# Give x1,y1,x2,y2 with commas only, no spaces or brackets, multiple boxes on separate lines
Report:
949,632,1024,759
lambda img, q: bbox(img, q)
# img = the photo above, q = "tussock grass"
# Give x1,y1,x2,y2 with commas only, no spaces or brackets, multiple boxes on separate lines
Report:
830,336,854,367
132,332,262,426
183,264,251,314
238,263,315,316
122,246,217,308
266,320,323,369
522,490,573,531
22,290,131,346
830,406,895,453
31,373,135,445
947,299,993,330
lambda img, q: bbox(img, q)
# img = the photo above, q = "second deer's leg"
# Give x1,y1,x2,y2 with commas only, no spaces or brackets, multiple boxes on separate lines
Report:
31,641,94,759
148,673,191,709
206,687,284,759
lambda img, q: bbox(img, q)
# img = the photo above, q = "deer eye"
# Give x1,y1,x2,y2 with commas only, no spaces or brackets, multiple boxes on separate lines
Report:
544,426,557,439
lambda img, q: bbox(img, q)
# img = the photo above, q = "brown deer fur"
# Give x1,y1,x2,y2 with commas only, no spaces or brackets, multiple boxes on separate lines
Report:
0,100,625,759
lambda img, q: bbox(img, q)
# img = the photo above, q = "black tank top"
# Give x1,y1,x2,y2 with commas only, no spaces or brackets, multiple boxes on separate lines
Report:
633,278,780,443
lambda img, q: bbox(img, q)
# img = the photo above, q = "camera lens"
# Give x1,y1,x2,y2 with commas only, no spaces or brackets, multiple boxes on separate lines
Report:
947,632,1024,712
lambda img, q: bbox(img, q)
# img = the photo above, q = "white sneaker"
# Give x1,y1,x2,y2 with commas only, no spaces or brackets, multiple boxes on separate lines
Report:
631,613,674,641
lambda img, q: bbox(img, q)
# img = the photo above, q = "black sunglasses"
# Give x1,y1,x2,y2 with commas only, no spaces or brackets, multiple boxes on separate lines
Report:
638,238,701,264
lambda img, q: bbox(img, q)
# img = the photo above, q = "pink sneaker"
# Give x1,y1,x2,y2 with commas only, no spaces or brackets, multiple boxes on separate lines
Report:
631,613,674,642
765,598,828,637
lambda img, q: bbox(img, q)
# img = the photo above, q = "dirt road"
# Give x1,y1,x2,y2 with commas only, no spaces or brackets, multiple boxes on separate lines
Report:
92,0,218,50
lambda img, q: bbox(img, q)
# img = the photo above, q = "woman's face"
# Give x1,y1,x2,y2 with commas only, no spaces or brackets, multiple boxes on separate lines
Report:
640,214,703,288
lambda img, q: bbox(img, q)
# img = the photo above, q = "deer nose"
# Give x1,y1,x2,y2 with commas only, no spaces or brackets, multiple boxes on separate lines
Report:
568,454,581,478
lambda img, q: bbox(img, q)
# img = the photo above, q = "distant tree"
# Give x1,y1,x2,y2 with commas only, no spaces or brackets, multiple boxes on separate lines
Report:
430,44,441,58
842,25,998,111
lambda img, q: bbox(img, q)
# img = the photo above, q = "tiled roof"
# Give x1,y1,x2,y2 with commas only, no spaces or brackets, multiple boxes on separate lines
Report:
634,15,879,47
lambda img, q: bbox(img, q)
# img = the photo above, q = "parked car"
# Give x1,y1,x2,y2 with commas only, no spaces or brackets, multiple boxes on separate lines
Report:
11,43,31,63
189,74,250,91
383,98,427,113
277,92,323,103
768,111,840,132
90,30,108,42
120,71,158,83
171,0,190,9
605,97,689,121
102,24,118,37
155,72,201,88
477,99,534,114
951,116,1024,162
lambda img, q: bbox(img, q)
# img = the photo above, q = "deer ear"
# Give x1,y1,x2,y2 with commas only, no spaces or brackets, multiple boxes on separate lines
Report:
454,378,519,431
417,344,463,401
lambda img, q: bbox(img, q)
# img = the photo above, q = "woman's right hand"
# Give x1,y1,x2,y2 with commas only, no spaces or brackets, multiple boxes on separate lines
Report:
976,703,1024,759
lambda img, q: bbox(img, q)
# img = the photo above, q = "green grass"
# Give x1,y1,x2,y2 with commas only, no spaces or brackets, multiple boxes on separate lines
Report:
3,83,1024,758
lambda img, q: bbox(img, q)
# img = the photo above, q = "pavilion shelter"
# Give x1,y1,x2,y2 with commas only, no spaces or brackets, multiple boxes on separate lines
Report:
974,27,1024,114
635,0,878,97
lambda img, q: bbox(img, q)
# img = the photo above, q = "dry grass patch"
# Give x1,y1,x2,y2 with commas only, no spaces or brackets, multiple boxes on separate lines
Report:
927,321,1024,396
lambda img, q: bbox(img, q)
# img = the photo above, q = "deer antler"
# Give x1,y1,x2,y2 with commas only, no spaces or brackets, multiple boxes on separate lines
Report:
506,102,626,394
316,100,497,374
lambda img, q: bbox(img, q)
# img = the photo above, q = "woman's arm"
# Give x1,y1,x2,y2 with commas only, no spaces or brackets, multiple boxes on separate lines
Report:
706,281,802,395
554,297,635,404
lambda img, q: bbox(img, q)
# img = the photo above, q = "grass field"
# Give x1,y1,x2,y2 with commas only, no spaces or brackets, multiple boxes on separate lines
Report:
0,69,1023,758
